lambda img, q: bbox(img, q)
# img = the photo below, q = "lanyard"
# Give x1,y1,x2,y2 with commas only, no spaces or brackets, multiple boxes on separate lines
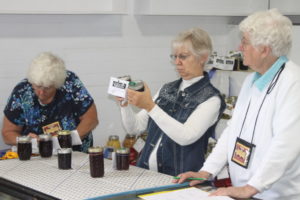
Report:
238,63,285,144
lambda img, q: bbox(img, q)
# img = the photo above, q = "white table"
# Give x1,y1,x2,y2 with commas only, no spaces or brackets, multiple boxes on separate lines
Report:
0,152,178,200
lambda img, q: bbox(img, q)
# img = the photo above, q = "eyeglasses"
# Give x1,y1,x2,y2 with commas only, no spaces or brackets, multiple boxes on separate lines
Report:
170,54,191,62
32,84,54,91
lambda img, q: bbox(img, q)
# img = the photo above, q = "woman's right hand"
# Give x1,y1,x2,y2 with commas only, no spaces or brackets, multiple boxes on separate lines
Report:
173,171,211,186
115,96,128,107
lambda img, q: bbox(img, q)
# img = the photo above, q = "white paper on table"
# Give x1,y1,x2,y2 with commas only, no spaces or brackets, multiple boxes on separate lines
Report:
139,187,234,200
107,77,129,98
52,136,61,155
31,138,39,154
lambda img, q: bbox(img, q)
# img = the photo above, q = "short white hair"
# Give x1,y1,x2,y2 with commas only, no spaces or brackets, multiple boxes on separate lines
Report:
27,52,67,88
171,27,213,57
239,9,292,57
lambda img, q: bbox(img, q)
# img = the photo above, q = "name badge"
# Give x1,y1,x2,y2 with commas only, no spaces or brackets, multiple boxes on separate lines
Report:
107,77,129,98
42,121,62,136
231,137,255,169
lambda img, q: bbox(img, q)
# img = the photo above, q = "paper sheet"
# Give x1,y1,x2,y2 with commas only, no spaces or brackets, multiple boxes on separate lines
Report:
139,187,234,200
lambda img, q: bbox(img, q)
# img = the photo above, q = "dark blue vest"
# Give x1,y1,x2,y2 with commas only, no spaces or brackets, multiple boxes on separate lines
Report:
137,75,225,176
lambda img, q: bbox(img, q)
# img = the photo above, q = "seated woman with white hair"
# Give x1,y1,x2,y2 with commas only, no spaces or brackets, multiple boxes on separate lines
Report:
2,52,99,153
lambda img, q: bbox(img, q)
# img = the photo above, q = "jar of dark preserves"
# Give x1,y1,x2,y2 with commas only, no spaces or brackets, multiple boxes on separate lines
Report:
129,80,144,92
57,148,72,170
17,136,32,160
88,147,104,178
58,130,72,148
116,148,130,170
38,134,53,158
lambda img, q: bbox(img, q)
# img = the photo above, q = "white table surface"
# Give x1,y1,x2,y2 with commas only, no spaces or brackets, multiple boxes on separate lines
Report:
0,152,175,200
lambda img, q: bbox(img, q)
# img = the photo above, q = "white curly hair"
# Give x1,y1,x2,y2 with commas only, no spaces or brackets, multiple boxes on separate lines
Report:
27,52,67,88
239,8,292,57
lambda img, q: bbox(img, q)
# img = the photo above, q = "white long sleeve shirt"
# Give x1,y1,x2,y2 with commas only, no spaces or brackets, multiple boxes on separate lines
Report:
202,60,300,200
120,76,221,171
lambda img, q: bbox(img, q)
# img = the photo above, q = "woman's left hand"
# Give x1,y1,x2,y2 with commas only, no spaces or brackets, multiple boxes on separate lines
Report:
209,185,259,199
127,83,155,112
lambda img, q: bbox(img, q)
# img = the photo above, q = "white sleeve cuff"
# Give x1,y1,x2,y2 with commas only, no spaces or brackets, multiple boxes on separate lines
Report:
71,130,82,145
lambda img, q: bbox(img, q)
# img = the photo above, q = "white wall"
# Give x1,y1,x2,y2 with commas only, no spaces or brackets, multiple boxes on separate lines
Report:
1,1,299,150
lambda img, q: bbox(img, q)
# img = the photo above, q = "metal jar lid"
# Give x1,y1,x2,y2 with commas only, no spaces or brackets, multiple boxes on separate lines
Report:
116,148,129,154
125,134,136,139
17,136,31,143
39,134,52,141
58,130,71,136
129,80,144,91
118,75,131,82
88,147,103,153
57,148,72,154
108,135,119,141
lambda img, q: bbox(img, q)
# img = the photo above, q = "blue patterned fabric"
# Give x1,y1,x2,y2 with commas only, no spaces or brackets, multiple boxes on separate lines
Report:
4,70,94,153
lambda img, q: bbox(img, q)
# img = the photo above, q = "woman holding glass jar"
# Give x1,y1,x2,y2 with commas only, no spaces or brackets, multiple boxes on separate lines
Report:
116,27,225,176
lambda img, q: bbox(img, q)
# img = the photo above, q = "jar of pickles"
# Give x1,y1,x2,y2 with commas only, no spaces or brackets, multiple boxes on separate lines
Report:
106,135,121,150
104,135,121,160
123,134,136,148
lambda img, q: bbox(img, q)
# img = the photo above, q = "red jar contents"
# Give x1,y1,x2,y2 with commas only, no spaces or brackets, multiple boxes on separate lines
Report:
17,136,32,161
116,148,130,170
39,134,53,158
88,147,104,178
57,148,72,169
58,130,72,148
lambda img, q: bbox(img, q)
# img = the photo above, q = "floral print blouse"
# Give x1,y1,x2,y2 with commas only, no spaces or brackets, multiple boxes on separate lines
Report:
4,71,94,152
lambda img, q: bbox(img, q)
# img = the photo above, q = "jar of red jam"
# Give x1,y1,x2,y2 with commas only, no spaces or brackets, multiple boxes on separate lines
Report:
57,148,72,170
116,148,130,170
88,147,104,178
17,136,32,161
58,130,72,148
38,134,53,158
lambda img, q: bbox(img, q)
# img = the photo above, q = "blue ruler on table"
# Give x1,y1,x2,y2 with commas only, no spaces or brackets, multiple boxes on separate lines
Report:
86,182,190,200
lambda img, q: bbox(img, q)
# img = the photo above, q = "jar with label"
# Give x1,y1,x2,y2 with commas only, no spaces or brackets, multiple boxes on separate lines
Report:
38,134,53,158
116,148,130,170
88,147,104,178
17,136,32,160
58,130,72,148
129,80,144,92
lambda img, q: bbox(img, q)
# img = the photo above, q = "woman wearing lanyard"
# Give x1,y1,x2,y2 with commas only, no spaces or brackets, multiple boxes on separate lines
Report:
175,9,300,200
